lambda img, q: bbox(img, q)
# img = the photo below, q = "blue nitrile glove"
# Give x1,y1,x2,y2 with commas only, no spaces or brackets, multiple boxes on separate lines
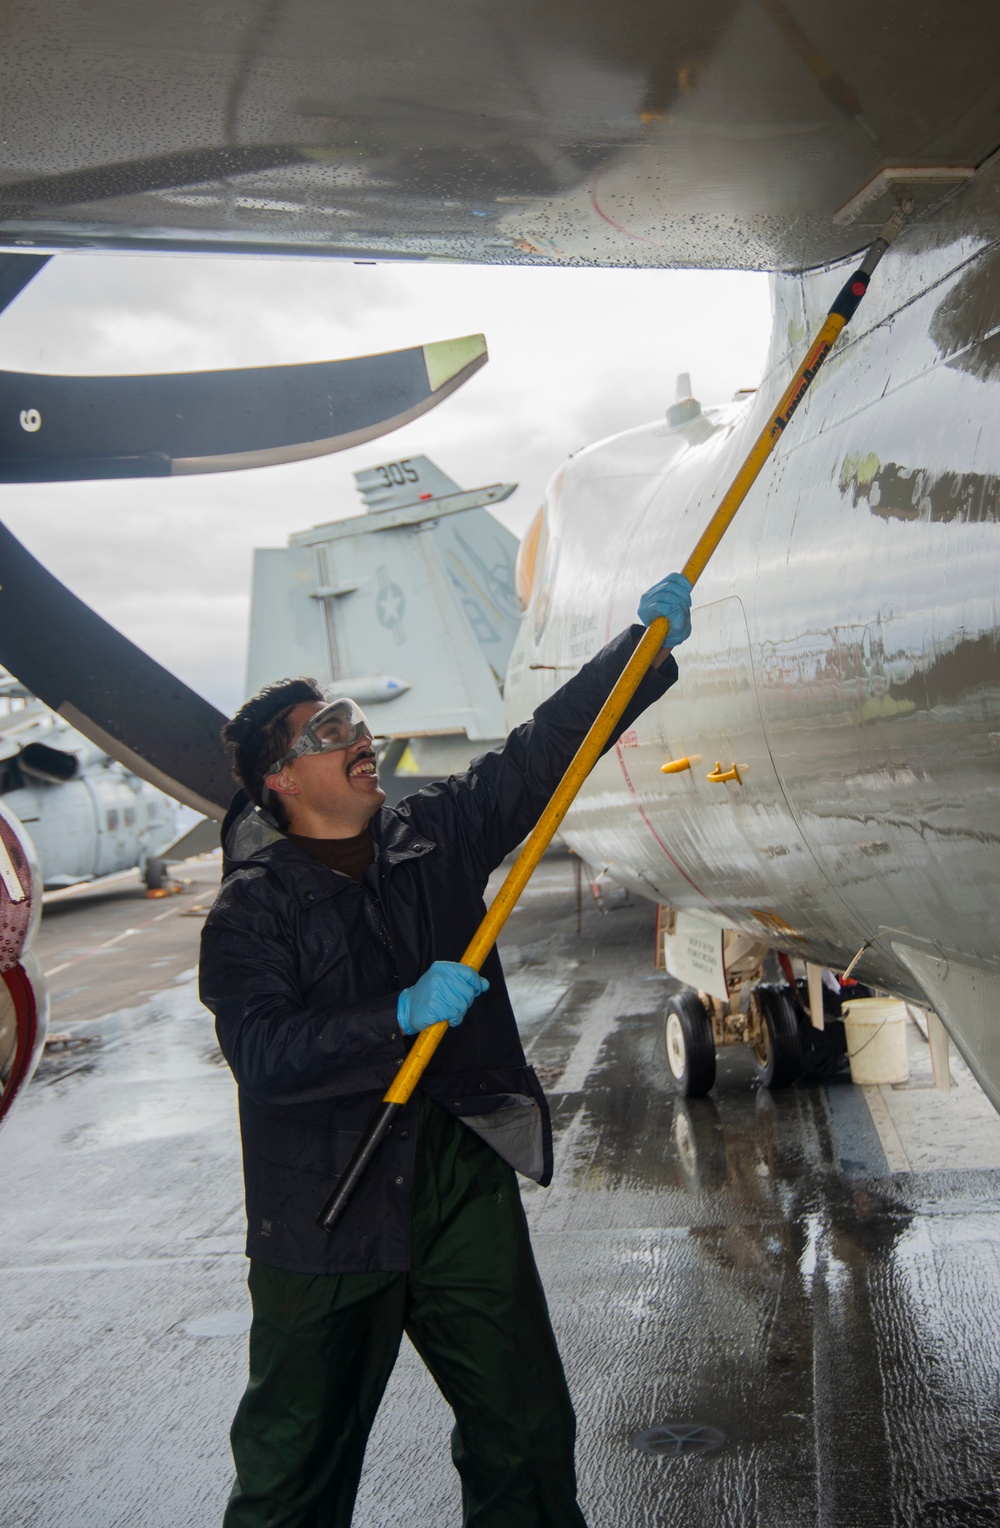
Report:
637,571,693,648
397,960,490,1036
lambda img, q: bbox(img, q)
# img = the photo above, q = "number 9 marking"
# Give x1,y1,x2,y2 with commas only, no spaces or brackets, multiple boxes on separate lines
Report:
19,409,41,433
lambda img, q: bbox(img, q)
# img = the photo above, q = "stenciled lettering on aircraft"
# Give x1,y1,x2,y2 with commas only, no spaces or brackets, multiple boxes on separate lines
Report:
768,341,832,438
18,409,41,433
569,612,599,661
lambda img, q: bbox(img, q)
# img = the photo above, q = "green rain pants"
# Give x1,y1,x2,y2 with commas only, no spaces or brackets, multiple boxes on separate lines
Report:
224,1099,587,1528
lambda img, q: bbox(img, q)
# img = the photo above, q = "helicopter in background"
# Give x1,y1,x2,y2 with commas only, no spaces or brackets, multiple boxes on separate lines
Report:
0,677,183,892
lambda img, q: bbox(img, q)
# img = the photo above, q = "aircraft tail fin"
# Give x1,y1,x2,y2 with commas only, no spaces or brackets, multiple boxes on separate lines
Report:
354,454,462,514
248,455,521,741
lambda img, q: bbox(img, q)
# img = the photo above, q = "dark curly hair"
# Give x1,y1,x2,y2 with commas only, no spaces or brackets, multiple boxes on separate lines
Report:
222,678,323,830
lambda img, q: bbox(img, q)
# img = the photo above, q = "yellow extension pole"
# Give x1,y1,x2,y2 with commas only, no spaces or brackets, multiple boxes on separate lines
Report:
383,320,853,1107
318,213,904,1231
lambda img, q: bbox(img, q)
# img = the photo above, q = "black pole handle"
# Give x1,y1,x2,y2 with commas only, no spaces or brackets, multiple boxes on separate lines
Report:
316,1099,400,1233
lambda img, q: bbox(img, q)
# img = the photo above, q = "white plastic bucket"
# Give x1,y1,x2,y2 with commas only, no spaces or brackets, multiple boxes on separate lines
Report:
842,998,910,1086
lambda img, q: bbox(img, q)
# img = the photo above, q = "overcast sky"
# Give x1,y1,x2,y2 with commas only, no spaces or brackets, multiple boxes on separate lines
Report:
0,255,771,714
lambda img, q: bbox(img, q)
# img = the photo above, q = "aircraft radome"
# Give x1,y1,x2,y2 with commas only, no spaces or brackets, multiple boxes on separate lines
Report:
0,4,996,1108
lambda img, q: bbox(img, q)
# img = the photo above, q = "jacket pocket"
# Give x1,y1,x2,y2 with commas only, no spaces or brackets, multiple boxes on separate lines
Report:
252,1130,362,1253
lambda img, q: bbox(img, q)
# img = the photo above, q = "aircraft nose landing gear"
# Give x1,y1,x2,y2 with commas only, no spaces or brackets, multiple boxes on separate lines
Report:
659,911,808,1097
663,980,804,1097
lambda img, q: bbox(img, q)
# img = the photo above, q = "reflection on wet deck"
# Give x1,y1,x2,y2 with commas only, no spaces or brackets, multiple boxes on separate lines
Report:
512,859,1000,1527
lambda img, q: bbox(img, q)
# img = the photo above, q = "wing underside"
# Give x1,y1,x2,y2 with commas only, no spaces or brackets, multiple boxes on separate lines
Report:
0,3,997,271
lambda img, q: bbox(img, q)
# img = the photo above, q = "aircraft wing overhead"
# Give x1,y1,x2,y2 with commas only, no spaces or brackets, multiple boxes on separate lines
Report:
0,334,488,483
0,3,998,271
0,520,232,819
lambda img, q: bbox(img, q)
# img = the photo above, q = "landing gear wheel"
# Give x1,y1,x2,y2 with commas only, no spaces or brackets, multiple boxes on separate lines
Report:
752,986,802,1088
144,856,182,898
664,989,716,1097
145,856,169,891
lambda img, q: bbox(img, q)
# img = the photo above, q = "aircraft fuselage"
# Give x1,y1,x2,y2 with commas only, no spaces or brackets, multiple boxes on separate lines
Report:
506,185,1000,1105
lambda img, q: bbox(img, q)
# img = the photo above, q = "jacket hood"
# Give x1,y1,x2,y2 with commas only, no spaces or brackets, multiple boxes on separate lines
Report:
221,789,284,868
220,788,435,888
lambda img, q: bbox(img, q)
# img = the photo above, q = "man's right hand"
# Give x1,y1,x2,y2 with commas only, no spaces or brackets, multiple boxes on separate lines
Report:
397,960,490,1036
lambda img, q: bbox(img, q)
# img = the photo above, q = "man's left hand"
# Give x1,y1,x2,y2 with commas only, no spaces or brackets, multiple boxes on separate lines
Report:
637,572,693,649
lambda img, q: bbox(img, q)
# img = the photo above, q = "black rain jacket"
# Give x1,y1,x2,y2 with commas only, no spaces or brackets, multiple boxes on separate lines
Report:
199,628,676,1274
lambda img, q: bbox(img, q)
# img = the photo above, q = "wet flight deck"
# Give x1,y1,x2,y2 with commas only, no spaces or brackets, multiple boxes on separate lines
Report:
3,851,1000,1527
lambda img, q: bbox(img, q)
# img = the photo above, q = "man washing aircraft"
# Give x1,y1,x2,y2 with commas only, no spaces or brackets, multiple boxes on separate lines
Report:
199,571,693,1528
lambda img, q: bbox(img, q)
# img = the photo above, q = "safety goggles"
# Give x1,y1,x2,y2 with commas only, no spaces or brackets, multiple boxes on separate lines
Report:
269,698,374,776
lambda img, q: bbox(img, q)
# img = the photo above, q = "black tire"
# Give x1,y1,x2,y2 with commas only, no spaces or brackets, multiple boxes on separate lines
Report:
752,986,802,1088
664,988,716,1097
144,855,169,890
